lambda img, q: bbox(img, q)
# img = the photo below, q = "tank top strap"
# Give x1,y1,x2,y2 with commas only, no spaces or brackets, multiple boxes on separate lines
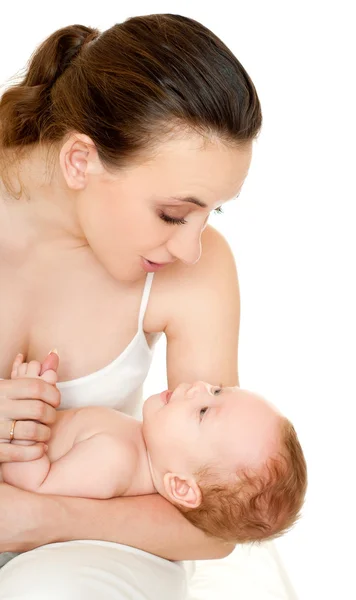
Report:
138,273,155,331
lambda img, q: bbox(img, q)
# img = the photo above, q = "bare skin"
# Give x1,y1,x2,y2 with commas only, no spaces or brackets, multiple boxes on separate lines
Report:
0,231,239,559
0,132,250,559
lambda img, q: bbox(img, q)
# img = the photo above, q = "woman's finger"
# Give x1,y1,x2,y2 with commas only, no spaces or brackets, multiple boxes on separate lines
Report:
40,369,58,385
0,378,60,408
0,399,57,425
0,442,47,463
0,419,51,443
40,351,59,376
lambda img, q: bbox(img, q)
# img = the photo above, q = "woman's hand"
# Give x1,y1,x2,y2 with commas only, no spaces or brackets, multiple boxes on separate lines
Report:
0,358,60,463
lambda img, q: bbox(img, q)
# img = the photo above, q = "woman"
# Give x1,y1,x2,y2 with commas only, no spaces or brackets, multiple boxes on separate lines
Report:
0,14,261,599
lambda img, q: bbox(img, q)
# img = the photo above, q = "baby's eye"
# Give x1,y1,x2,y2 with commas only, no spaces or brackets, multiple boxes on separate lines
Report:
213,387,222,396
199,407,209,420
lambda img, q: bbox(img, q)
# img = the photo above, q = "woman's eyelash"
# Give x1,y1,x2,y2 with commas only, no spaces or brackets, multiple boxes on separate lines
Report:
159,212,187,225
159,206,223,225
213,387,222,395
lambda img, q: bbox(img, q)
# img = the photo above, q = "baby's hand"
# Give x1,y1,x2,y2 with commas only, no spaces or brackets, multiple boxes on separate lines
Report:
11,354,58,385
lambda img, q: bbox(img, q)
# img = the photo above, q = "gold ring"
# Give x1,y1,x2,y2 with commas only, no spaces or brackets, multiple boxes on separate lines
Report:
9,419,16,443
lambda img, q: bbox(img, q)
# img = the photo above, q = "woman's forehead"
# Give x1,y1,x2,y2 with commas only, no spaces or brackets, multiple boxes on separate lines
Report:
131,135,252,203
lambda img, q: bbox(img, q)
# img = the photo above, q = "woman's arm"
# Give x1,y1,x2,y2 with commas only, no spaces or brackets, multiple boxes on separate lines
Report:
0,484,233,560
165,226,240,388
54,492,234,560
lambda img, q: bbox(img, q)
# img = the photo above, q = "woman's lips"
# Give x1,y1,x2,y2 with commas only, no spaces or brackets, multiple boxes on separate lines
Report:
141,257,172,272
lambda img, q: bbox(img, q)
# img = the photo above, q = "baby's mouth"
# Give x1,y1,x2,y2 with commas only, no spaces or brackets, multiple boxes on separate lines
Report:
160,390,173,403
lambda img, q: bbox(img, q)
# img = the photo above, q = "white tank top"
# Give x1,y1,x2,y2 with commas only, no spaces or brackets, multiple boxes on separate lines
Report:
57,273,159,420
0,273,157,421
0,273,158,420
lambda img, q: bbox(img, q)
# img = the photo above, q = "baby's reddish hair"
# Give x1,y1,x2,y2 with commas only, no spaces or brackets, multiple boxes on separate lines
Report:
179,418,307,543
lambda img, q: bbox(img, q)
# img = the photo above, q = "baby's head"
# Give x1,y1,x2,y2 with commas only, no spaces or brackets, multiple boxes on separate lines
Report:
142,381,307,543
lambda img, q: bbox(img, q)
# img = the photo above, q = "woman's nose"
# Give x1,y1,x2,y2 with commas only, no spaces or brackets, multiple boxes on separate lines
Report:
166,228,202,265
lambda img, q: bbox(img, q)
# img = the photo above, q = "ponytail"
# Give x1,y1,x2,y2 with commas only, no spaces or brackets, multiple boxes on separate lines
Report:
0,25,99,147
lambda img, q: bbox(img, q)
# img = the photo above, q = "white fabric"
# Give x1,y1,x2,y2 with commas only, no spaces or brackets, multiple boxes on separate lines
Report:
0,541,298,600
57,272,159,419
187,542,298,600
0,541,188,599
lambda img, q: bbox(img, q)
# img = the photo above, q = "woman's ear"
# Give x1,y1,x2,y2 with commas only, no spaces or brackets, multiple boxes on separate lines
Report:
163,472,202,509
59,133,104,190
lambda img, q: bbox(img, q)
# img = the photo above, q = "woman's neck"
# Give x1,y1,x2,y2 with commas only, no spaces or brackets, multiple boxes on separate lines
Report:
0,146,84,257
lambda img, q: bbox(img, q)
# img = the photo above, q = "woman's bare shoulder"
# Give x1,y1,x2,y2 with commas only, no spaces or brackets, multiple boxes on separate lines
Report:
145,226,238,333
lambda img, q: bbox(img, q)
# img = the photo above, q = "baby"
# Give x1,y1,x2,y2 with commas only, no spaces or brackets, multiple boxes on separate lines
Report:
1,354,307,544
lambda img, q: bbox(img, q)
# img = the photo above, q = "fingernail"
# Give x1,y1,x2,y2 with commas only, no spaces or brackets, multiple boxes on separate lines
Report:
48,349,59,356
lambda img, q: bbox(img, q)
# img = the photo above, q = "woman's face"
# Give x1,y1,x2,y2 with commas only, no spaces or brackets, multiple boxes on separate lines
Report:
75,133,252,282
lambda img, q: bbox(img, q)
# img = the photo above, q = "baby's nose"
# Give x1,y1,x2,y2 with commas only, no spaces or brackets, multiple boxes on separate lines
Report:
186,381,208,398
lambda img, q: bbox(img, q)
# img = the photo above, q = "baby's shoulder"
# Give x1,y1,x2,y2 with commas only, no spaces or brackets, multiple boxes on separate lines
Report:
75,405,121,419
71,406,137,442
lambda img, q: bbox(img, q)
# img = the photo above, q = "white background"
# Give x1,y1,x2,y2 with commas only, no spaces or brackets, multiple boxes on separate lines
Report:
1,2,354,599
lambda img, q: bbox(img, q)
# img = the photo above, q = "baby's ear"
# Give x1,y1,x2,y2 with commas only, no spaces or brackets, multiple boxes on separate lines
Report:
163,473,202,509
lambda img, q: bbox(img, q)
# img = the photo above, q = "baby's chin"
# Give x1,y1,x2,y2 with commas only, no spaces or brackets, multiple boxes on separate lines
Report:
142,392,163,419
144,392,162,407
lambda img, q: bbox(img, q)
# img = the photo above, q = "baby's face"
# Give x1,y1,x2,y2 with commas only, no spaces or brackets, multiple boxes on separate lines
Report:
142,381,281,485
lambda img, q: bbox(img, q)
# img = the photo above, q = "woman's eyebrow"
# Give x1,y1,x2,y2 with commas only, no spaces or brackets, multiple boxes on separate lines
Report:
169,196,207,208
168,192,240,208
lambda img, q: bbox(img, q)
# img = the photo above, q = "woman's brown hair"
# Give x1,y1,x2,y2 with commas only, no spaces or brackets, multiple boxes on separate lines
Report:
0,14,262,172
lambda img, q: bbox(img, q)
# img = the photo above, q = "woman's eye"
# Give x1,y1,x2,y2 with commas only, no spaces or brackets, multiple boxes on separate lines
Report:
159,211,187,226
214,206,224,215
213,387,222,396
199,407,209,420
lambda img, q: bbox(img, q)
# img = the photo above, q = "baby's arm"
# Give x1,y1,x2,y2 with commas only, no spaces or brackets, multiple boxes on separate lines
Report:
3,430,131,498
2,451,51,491
2,356,135,498
4,428,132,498
32,432,133,498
